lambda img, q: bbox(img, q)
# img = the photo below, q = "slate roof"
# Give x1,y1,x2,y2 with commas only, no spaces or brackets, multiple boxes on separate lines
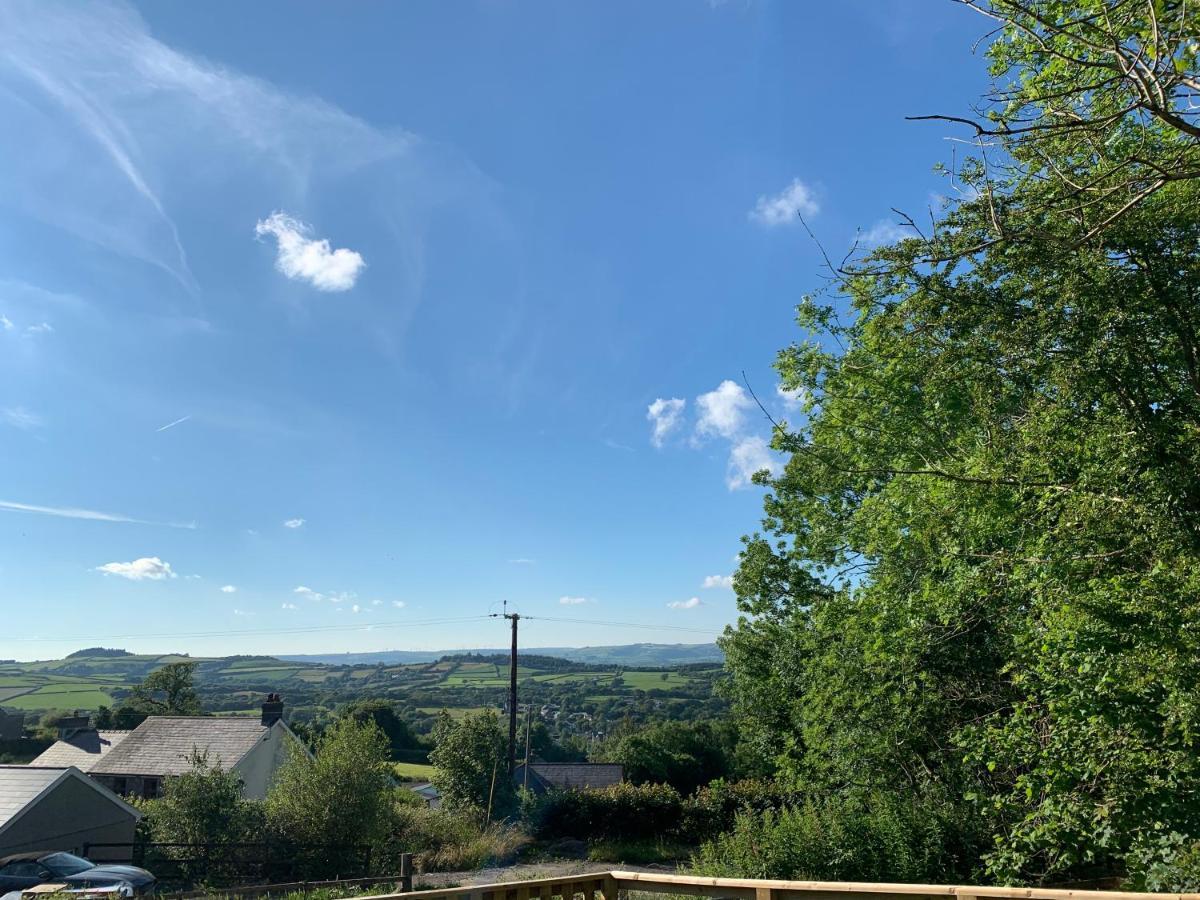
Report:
89,717,272,777
0,766,140,838
0,767,61,831
29,731,132,772
514,762,624,793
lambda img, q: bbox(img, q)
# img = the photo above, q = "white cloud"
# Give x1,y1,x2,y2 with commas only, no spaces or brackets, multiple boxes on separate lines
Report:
702,575,733,590
233,608,254,617
281,602,298,610
559,596,591,606
372,599,383,606
351,603,362,613
776,385,806,412
294,585,322,601
2,407,43,431
156,415,190,433
750,178,819,227
0,498,194,528
647,397,685,448
392,600,406,608
96,556,176,581
696,380,753,440
25,322,53,336
256,212,365,292
283,518,305,529
220,584,237,593
509,558,535,565
668,597,703,610
858,219,907,247
727,435,784,489
0,315,12,331
294,584,354,604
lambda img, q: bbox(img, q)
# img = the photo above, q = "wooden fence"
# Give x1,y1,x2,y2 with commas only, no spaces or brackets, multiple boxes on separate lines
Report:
358,870,1200,900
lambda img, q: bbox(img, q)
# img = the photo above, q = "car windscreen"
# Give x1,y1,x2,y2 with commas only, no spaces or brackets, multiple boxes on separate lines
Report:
40,853,94,876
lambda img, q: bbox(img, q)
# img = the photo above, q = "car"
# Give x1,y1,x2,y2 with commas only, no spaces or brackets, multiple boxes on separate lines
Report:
0,852,155,897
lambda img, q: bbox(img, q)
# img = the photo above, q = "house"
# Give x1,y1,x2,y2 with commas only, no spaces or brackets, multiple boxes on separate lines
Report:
85,695,303,800
28,718,131,773
0,710,24,741
407,781,441,809
0,765,140,857
512,762,624,795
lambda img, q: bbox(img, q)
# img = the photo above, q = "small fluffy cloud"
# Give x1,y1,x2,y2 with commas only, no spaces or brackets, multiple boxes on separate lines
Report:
2,407,43,431
647,397,686,448
351,603,362,613
96,556,176,581
233,608,254,617
727,436,783,489
858,219,907,247
256,212,365,292
0,315,12,331
702,575,733,590
392,600,406,608
281,602,298,610
25,322,53,336
696,380,753,440
559,596,591,606
283,518,305,529
668,597,703,610
220,584,237,593
294,585,321,601
750,178,819,227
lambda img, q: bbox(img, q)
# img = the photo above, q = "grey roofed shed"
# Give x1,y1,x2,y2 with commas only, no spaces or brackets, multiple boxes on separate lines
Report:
512,762,624,795
29,731,132,772
0,766,140,857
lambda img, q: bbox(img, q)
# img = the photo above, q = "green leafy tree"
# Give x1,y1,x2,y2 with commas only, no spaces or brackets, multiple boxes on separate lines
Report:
596,719,735,795
339,699,426,761
264,717,393,856
723,0,1200,885
124,662,203,717
429,710,513,819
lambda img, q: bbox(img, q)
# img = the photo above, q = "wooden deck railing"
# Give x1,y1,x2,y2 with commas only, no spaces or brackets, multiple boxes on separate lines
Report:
360,870,1200,900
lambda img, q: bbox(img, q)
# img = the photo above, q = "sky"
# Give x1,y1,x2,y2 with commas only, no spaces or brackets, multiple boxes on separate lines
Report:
0,0,988,661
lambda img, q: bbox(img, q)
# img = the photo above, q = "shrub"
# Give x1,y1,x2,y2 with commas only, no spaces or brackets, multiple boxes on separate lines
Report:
680,779,800,843
1126,833,1200,892
528,782,682,842
691,791,986,884
377,803,528,873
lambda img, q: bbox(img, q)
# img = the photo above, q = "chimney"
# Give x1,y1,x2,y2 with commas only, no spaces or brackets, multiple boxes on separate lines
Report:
57,714,92,741
261,693,284,727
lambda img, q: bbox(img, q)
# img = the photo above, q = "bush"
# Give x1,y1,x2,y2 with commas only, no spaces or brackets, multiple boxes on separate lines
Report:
528,782,682,842
680,779,800,844
377,803,528,873
1126,833,1200,892
691,791,986,884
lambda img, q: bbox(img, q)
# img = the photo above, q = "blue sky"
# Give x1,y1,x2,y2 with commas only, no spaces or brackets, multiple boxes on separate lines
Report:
0,0,986,660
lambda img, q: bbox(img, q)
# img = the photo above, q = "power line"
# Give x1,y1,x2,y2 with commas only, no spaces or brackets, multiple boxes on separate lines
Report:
6,614,493,644
524,615,722,636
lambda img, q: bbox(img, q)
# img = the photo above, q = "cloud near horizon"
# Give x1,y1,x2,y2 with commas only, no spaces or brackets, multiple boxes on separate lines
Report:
255,212,365,292
96,556,176,580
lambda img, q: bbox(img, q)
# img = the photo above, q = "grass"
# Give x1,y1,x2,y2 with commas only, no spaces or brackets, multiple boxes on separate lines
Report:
393,761,436,780
4,686,115,710
620,671,693,691
416,706,493,719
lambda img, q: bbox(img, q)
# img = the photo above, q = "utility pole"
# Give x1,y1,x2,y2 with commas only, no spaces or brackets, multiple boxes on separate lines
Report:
504,603,520,774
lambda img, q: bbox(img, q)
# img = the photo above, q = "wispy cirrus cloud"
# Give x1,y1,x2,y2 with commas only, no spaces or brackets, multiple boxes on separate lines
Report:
0,498,195,528
283,518,306,529
156,415,190,433
750,178,819,227
96,556,176,580
2,407,44,431
256,212,365,292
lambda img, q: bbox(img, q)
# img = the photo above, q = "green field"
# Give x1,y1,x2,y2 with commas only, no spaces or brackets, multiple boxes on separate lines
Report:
392,762,436,780
619,670,694,690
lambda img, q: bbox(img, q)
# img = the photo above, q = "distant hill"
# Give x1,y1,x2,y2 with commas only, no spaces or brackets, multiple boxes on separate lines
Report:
277,642,723,667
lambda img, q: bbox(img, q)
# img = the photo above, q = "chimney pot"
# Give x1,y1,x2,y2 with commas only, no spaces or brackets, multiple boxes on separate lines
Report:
261,694,284,727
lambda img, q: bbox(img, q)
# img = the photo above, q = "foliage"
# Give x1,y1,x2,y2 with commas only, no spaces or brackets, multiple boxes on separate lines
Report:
339,699,428,762
128,661,203,713
1126,833,1200,892
594,719,735,795
680,779,800,843
429,710,514,819
721,0,1200,885
527,781,682,842
137,750,265,885
380,803,528,872
265,717,394,859
692,790,986,883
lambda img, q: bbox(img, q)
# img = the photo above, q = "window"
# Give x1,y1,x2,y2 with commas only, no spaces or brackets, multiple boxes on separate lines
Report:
142,777,160,799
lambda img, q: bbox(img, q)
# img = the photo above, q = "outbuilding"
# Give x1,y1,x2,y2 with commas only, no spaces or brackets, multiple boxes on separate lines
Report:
0,766,140,857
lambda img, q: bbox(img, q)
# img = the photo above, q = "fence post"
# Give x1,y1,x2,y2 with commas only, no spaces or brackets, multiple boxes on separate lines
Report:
755,888,774,900
399,853,413,894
